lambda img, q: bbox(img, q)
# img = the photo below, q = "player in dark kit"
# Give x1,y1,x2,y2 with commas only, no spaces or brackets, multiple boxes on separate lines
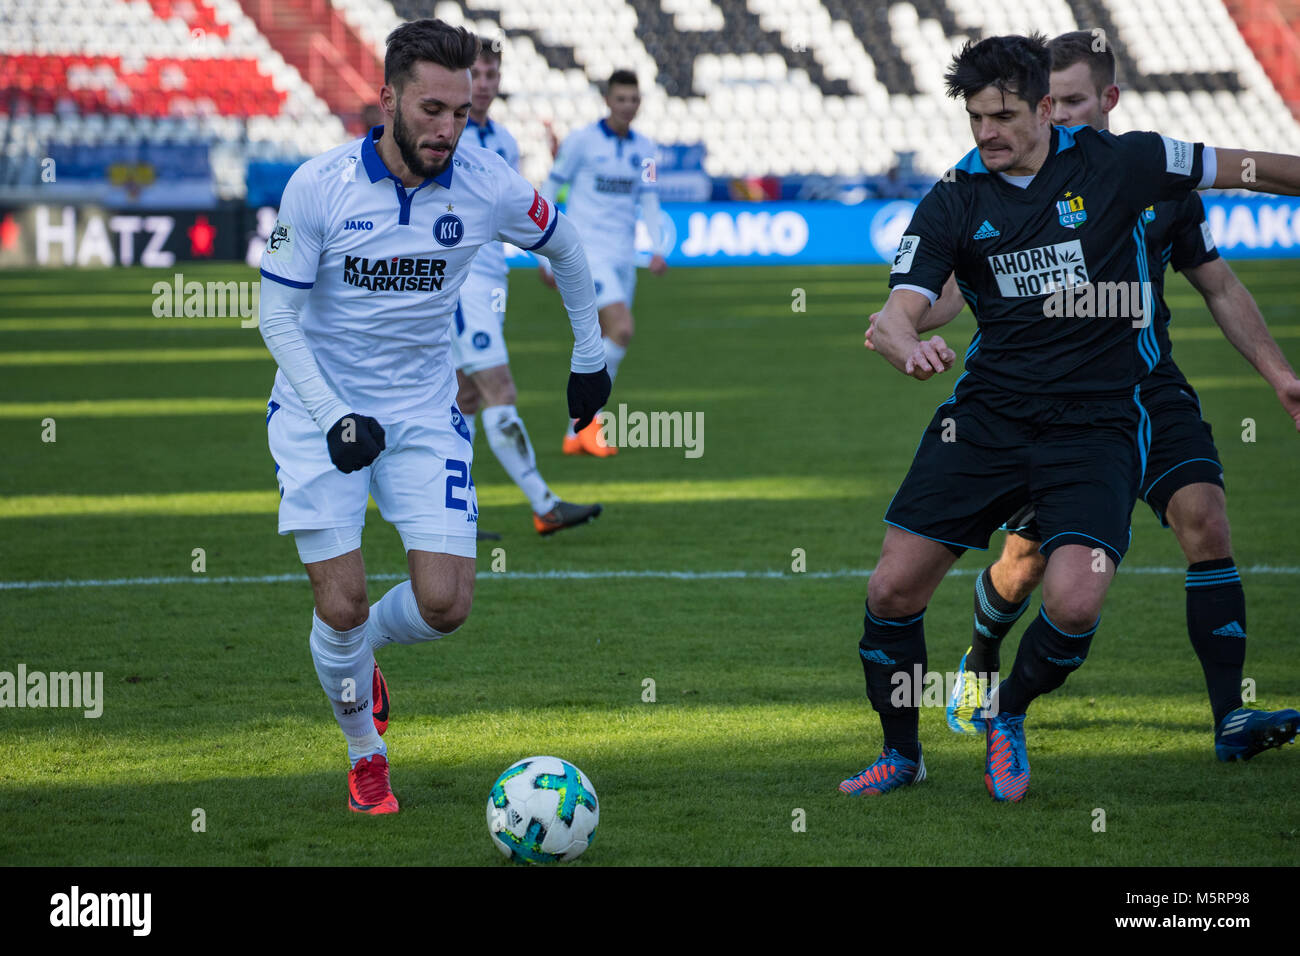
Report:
842,34,1300,802
916,33,1300,764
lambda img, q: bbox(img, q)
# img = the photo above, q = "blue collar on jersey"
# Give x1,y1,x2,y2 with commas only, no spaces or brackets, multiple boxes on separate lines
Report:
953,124,1083,176
361,125,454,189
598,118,632,140
1053,124,1084,153
467,114,493,147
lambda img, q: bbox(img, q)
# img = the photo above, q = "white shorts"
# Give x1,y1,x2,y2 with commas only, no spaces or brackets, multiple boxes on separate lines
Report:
451,269,509,375
267,398,478,558
589,253,637,311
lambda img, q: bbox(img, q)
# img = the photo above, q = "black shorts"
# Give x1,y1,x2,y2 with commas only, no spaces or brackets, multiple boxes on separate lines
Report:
1007,364,1223,540
884,376,1146,564
1137,368,1224,525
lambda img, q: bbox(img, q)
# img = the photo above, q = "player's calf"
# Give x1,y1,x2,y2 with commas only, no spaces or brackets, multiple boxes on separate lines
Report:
994,607,1098,715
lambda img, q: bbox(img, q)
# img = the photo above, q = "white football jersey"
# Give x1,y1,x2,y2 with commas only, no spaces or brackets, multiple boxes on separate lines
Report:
260,126,559,422
464,115,520,282
547,119,658,261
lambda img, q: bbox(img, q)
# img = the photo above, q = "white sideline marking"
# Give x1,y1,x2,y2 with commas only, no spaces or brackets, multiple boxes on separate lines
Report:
2,566,1299,591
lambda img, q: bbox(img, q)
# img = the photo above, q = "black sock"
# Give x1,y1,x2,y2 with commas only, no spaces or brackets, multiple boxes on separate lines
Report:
968,566,1030,675
859,602,927,761
1185,558,1246,726
997,608,1097,715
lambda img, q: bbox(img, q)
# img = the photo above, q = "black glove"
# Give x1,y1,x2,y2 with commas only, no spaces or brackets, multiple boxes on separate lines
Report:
326,413,386,473
568,367,612,432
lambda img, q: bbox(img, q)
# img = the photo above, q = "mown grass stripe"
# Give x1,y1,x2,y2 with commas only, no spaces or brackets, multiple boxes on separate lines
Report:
0,477,880,518
0,398,268,417
0,317,253,331
0,347,271,365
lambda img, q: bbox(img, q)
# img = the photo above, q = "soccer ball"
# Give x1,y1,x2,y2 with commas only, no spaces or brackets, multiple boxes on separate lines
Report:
486,756,599,863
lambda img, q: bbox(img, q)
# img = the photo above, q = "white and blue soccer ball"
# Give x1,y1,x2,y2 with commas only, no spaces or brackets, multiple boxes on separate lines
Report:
486,756,599,863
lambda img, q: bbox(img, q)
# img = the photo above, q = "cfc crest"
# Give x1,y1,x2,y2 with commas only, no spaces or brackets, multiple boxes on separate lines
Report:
1057,193,1087,229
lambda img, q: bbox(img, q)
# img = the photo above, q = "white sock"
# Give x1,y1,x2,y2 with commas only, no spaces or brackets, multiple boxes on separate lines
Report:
309,612,385,765
484,404,557,515
368,579,452,649
603,337,627,383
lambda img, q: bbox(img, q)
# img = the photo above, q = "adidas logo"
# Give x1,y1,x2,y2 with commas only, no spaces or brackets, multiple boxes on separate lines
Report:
1046,655,1086,667
1220,710,1251,733
1213,621,1246,638
859,648,897,666
973,220,1000,240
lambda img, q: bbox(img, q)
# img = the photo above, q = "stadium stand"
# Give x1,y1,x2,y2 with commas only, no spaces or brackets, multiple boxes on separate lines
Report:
0,0,346,196
2,0,1299,196
335,0,1300,185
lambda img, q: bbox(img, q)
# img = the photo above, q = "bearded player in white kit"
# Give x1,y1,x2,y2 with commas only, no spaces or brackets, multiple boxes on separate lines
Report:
451,42,603,534
258,20,609,814
539,69,668,456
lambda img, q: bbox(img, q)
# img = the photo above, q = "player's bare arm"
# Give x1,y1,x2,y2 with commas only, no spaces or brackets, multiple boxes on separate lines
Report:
869,287,956,380
530,214,611,428
1182,257,1300,429
1212,148,1300,195
866,273,963,352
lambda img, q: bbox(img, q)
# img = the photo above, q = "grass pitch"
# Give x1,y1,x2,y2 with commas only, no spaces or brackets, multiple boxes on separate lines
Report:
1,260,1298,866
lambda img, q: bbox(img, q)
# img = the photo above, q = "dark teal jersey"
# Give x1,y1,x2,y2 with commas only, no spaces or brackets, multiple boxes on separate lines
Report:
889,125,1208,397
1143,191,1221,385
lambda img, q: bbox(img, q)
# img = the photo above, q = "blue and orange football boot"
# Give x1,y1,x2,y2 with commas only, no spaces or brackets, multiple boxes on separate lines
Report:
985,712,1029,802
372,662,389,736
348,753,399,815
1215,706,1300,761
838,746,926,795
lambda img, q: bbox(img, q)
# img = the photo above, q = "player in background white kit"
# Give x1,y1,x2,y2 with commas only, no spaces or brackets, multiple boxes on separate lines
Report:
452,44,603,535
539,69,668,456
257,20,609,815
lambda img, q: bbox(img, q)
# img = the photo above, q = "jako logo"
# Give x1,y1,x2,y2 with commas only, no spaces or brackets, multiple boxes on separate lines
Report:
50,886,151,936
344,219,374,231
679,211,808,257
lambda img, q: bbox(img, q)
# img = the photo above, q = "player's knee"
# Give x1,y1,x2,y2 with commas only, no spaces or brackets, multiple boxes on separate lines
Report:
867,568,924,619
415,586,472,634
457,390,481,416
317,593,368,632
998,555,1044,603
1041,594,1100,636
1171,498,1232,563
486,380,517,407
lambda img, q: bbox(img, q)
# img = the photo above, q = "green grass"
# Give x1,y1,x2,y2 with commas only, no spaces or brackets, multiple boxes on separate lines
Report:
1,260,1298,866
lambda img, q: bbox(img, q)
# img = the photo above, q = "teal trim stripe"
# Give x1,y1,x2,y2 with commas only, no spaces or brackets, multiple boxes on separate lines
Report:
1131,220,1159,372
